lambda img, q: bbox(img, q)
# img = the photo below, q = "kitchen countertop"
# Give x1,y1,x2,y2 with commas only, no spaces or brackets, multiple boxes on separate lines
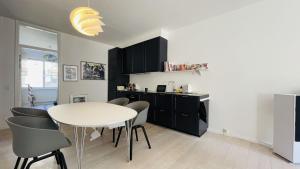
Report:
117,90,209,99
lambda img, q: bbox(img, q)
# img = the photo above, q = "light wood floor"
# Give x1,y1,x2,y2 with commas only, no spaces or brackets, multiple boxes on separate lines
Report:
1,123,299,169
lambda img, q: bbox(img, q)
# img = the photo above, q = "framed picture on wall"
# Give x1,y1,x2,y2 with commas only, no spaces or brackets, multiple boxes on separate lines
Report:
70,94,88,103
63,65,78,81
80,61,105,80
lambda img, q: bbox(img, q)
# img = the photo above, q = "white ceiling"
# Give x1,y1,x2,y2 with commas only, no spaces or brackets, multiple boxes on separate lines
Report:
0,0,261,46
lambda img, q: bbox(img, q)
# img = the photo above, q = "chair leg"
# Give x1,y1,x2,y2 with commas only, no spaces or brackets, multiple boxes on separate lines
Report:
130,128,133,161
115,127,123,147
14,157,21,169
135,128,138,141
113,128,115,143
59,152,68,169
54,153,60,164
57,151,64,169
100,128,104,135
141,126,151,149
20,158,28,169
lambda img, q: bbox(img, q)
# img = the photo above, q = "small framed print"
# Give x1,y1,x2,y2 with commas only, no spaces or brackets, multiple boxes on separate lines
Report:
70,94,88,103
63,65,78,81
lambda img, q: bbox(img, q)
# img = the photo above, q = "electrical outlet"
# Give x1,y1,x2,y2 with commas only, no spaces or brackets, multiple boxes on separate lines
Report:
222,128,228,135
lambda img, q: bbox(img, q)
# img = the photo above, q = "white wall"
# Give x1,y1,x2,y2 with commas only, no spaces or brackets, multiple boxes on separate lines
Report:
59,33,112,104
118,29,169,48
0,16,15,128
130,0,300,145
0,16,112,129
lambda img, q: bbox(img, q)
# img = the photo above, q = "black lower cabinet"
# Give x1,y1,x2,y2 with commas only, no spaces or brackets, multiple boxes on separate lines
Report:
156,94,173,128
175,95,202,136
140,93,156,123
126,92,141,102
116,91,209,137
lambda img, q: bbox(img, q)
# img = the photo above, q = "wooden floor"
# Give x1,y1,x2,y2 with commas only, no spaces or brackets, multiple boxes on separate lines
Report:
1,123,299,169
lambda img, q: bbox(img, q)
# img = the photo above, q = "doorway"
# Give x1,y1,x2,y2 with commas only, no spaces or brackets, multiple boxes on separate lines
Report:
16,23,59,110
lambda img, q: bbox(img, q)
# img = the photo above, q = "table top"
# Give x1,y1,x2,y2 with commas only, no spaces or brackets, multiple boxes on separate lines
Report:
48,102,137,127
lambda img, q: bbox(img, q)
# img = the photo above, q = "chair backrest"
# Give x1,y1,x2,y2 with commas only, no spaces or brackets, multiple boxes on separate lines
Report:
108,97,129,106
6,116,70,158
126,101,150,126
11,107,50,118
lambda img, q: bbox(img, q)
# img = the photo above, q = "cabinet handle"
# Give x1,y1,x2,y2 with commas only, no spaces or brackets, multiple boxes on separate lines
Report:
181,95,189,98
160,109,165,112
181,113,189,117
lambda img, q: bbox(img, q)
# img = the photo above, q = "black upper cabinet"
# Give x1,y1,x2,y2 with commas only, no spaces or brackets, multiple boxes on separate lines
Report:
132,43,145,73
122,36,167,74
124,46,133,74
145,37,167,72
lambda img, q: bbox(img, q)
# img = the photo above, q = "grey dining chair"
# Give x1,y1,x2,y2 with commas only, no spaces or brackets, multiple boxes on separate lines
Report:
11,107,50,118
114,101,151,160
6,116,71,169
10,107,59,130
100,97,129,142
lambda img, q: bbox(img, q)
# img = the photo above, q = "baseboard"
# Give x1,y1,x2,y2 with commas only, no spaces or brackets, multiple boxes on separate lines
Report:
207,128,273,148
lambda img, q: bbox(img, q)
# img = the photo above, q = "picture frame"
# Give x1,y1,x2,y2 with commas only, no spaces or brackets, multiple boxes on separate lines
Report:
63,64,78,81
70,94,88,103
80,61,105,80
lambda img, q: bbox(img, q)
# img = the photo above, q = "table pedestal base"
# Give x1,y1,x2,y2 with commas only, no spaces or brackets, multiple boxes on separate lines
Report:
72,119,133,169
125,120,133,161
74,127,87,169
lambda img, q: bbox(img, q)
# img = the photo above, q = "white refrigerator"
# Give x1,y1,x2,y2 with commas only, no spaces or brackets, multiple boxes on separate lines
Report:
273,94,300,163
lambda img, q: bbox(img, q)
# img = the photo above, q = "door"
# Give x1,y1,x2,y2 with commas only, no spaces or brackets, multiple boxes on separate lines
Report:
20,47,58,107
17,24,59,108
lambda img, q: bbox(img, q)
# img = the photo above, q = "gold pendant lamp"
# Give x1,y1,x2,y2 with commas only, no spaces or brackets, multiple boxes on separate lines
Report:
70,0,105,36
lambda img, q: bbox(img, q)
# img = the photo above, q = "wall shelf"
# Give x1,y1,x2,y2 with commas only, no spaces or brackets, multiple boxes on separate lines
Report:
164,62,208,75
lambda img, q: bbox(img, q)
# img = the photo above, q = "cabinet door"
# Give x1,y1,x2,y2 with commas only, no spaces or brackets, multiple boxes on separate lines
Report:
126,93,140,102
108,49,118,80
145,37,167,72
116,91,127,98
175,95,199,135
145,38,159,72
156,94,173,128
132,43,145,73
124,46,133,74
140,93,156,123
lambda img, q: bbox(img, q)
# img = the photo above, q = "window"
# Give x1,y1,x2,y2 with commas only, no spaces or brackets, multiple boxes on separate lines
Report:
21,59,44,87
19,25,58,50
21,48,58,88
45,61,58,87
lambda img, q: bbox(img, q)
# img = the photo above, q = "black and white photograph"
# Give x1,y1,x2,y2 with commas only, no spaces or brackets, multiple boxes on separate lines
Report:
80,61,105,80
63,65,78,81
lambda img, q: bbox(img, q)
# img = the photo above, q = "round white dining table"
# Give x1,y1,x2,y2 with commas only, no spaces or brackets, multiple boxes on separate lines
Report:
48,102,137,169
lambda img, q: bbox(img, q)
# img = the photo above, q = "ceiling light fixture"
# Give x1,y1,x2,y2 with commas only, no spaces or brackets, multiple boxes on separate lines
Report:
70,0,105,36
